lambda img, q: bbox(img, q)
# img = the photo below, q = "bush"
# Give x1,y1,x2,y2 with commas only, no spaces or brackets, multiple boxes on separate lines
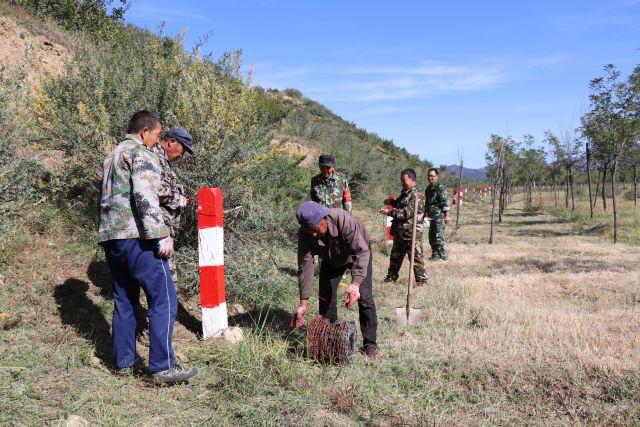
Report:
34,27,306,301
0,64,43,263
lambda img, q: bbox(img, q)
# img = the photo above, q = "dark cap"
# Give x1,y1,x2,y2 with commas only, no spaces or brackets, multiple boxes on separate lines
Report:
165,127,194,155
296,201,330,228
318,154,335,167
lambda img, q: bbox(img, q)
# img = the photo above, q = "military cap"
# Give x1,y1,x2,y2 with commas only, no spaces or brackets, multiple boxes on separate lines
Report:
318,154,335,167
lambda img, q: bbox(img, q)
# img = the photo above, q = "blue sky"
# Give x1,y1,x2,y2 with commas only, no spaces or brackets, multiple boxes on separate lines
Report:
123,0,640,168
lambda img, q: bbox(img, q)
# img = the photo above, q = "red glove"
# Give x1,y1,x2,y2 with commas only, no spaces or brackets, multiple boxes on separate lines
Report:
343,284,361,310
289,304,308,329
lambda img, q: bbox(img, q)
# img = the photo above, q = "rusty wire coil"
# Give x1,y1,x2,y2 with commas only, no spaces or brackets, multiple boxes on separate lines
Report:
305,315,357,365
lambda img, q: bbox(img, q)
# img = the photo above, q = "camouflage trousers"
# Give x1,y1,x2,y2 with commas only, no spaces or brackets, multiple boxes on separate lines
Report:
386,237,428,283
428,217,447,260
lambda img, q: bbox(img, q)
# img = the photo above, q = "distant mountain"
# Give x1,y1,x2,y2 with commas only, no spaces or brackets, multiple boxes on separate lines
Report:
446,165,487,181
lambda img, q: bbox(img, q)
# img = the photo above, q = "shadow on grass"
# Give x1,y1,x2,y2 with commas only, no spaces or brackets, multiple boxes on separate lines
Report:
87,259,112,298
87,259,203,339
486,256,634,275
511,229,575,238
54,278,116,367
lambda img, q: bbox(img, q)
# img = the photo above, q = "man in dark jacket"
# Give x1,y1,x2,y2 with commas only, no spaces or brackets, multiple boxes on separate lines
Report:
291,201,378,358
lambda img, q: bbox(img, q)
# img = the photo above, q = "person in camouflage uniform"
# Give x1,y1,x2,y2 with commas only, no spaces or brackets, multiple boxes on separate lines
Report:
424,168,450,261
310,154,352,213
152,127,194,283
379,168,428,285
99,110,197,383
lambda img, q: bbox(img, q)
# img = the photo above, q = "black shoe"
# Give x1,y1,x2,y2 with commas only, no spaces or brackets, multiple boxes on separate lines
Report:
415,281,428,288
115,366,134,376
363,346,379,359
383,275,397,283
152,364,198,383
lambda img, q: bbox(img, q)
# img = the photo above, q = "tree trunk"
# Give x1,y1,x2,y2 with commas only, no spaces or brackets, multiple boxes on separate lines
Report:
612,160,618,243
569,165,575,212
456,159,463,228
602,164,608,211
586,142,593,218
490,145,505,244
564,170,569,208
634,164,637,207
593,168,601,211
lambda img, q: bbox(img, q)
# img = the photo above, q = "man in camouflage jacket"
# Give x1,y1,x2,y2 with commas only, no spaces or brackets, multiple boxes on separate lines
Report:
310,154,352,212
424,168,450,261
379,168,428,285
98,111,196,383
152,127,194,283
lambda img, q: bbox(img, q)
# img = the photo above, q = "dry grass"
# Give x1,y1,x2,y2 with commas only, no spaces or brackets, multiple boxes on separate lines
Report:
1,194,639,424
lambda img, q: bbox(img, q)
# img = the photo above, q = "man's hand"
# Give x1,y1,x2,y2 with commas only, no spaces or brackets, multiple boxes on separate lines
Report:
157,236,174,259
379,207,391,215
444,213,450,224
290,301,308,329
342,283,361,310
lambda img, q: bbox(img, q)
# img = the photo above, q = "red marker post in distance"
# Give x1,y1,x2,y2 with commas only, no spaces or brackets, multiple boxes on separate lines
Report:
197,187,228,339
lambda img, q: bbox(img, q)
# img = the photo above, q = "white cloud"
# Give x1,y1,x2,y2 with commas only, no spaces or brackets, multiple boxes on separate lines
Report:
251,55,565,103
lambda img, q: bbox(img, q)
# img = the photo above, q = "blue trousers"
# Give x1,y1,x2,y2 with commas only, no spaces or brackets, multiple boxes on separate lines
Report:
102,238,177,373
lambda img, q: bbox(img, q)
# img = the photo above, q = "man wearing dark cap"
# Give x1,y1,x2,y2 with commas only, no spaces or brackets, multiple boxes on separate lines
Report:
379,168,428,286
292,201,378,358
152,127,195,282
310,154,352,213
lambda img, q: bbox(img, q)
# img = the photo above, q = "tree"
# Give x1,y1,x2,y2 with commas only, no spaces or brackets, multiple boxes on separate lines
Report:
546,129,581,212
583,65,640,243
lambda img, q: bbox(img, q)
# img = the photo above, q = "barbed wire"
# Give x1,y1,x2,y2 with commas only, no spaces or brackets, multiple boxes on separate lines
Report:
305,315,356,365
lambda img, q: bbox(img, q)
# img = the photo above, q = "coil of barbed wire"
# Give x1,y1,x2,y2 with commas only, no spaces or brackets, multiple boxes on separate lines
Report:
305,315,357,365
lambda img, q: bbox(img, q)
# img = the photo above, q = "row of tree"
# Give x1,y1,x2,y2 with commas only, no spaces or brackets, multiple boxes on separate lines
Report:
486,64,640,243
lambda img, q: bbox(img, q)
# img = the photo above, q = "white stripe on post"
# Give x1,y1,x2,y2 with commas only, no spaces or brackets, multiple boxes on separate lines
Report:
198,187,228,339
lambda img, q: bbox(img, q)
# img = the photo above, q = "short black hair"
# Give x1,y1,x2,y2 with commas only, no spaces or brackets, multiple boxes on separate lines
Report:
428,168,439,176
400,168,417,181
127,110,162,134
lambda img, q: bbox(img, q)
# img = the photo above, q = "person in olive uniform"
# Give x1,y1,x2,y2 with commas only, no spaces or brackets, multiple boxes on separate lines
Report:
424,168,450,261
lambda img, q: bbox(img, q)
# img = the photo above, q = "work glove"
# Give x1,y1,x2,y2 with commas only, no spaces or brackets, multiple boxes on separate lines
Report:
157,236,174,259
289,304,308,329
343,283,361,310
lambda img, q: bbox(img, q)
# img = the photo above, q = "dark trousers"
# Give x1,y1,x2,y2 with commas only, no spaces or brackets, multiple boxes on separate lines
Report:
102,238,177,373
318,252,377,349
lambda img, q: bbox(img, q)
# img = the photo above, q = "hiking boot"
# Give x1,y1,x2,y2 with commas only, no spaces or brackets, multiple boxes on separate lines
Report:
383,275,397,283
415,280,428,288
115,366,134,376
363,346,379,359
152,364,198,384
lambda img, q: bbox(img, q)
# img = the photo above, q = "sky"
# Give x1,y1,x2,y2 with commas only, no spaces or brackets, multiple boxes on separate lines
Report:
123,0,640,168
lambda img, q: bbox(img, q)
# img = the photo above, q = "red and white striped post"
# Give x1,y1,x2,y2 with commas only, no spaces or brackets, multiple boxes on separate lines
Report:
384,195,394,250
197,187,228,339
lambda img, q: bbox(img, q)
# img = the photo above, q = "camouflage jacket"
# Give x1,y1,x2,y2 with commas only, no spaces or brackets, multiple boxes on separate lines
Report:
424,182,450,218
310,172,352,212
152,145,187,237
98,135,169,242
388,186,424,240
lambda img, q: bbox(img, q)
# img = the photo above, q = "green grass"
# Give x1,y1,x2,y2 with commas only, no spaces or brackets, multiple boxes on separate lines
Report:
2,196,640,424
